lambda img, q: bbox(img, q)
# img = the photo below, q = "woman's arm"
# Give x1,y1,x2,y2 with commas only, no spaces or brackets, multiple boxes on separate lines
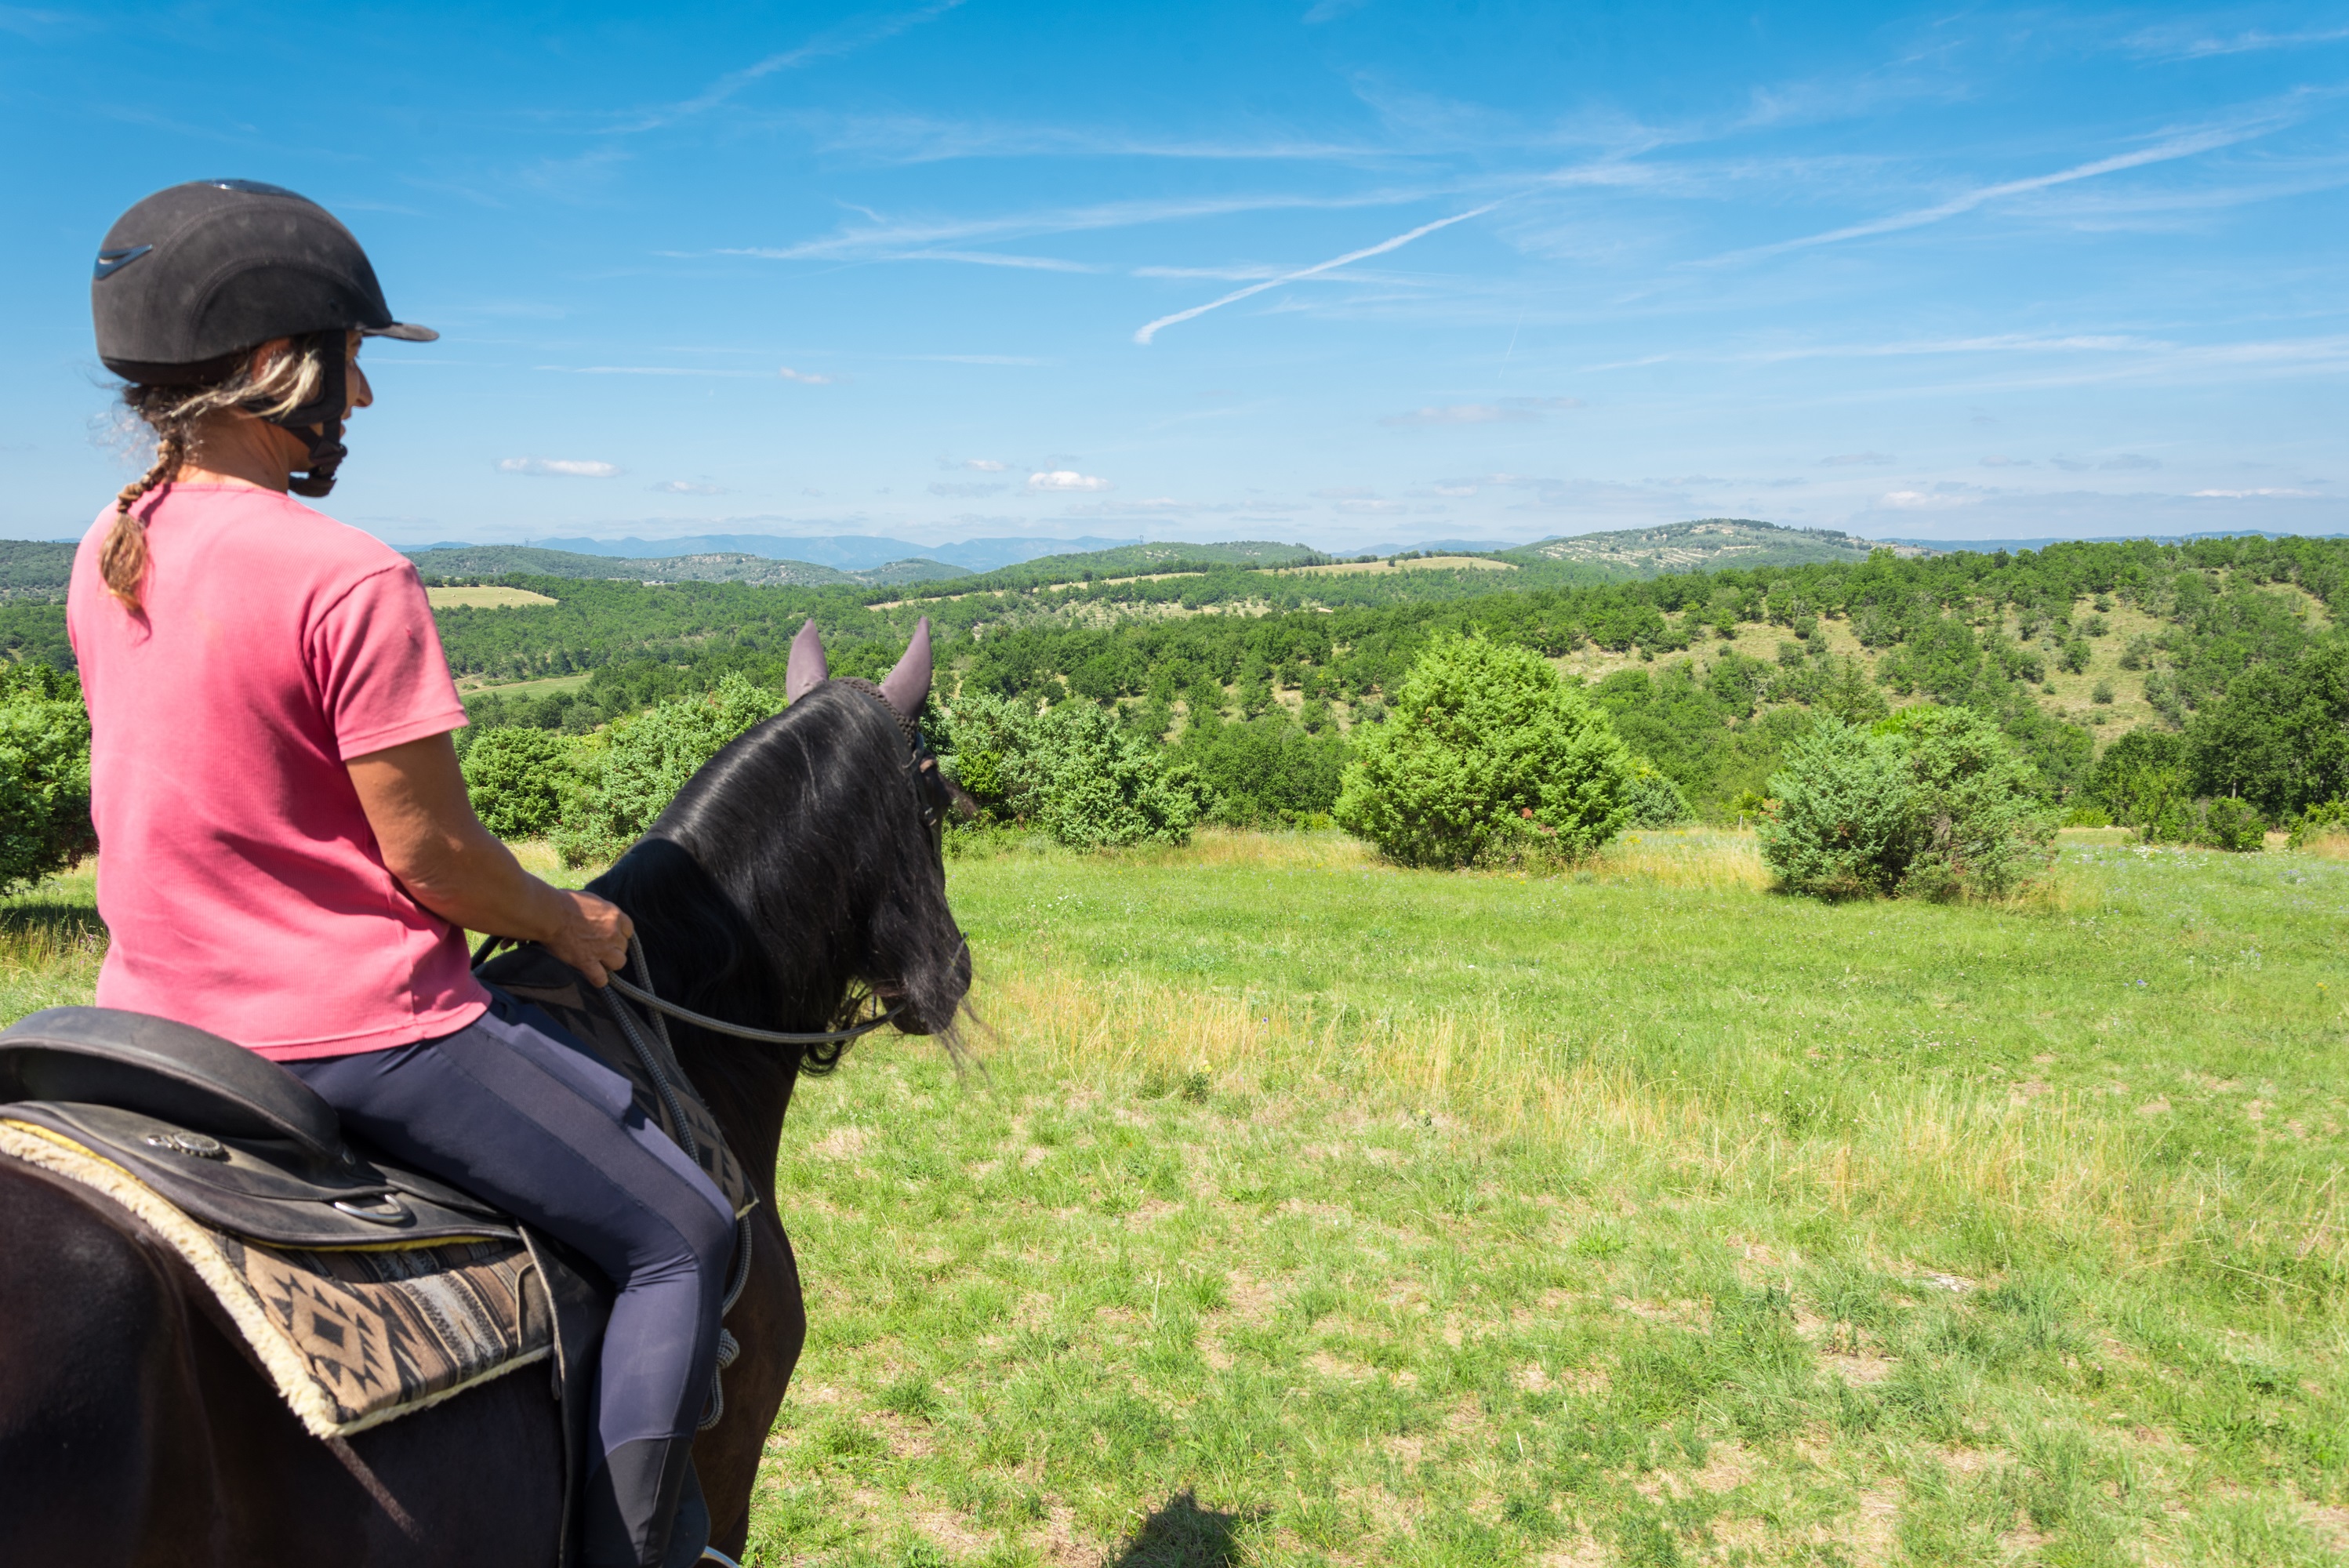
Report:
347,732,633,985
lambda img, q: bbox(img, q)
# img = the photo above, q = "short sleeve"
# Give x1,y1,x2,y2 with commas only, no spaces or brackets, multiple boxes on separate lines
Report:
308,564,469,761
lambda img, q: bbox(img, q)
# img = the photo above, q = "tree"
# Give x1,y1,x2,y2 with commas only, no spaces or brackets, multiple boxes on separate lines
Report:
1171,712,1348,826
1759,707,2055,900
935,693,1199,848
2089,728,2191,836
0,663,93,892
1755,721,1916,898
1026,702,1200,848
461,727,585,840
554,675,780,866
2187,640,2349,820
1880,705,2058,898
1333,633,1633,866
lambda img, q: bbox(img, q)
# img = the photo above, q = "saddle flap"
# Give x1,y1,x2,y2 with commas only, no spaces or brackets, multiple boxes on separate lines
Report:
0,1006,343,1161
2,1102,518,1250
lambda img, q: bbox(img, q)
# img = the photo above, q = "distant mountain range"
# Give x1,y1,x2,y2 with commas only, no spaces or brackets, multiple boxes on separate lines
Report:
403,545,968,588
502,534,1150,572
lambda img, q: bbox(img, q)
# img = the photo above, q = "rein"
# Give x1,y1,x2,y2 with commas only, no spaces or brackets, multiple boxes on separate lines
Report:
603,972,901,1047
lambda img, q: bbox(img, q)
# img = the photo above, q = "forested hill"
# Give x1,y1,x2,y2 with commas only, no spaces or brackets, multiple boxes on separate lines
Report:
0,541,75,601
5,528,2346,829
406,545,967,587
1503,518,1901,573
424,532,2349,827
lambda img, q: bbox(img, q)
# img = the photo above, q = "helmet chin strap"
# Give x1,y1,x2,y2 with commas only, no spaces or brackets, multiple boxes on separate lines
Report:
259,331,349,499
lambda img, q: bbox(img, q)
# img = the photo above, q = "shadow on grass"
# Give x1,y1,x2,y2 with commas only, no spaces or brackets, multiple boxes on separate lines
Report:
0,898,103,939
1109,1491,1254,1568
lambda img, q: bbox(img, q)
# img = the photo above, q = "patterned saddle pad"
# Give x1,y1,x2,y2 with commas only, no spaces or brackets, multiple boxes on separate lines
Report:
0,964,752,1440
0,1116,548,1438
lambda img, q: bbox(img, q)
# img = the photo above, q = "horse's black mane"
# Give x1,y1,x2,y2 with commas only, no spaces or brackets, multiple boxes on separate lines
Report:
585,683,966,1120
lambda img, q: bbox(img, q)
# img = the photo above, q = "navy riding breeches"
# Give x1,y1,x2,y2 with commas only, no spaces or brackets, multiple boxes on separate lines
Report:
287,991,735,1465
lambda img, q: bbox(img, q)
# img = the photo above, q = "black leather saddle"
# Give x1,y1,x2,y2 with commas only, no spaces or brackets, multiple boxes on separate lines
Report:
0,1006,514,1247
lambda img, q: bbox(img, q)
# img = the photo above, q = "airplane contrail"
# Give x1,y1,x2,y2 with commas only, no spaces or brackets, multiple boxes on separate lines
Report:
1132,202,1501,346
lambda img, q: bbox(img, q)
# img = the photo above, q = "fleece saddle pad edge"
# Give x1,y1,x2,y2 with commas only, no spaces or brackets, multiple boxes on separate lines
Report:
0,1118,550,1440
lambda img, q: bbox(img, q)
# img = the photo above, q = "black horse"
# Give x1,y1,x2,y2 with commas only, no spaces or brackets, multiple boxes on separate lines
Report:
0,627,969,1566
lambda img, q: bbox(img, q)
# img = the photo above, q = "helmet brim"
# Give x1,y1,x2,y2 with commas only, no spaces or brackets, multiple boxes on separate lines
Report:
363,321,438,343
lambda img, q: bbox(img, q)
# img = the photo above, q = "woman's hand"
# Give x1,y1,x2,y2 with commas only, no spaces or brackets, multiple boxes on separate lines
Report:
543,888,634,987
347,732,636,985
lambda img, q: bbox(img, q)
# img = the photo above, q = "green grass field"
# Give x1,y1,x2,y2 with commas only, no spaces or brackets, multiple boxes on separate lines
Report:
4,833,2344,1566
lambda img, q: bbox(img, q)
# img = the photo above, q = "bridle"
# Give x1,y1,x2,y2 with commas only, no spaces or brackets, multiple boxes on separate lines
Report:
473,679,955,1044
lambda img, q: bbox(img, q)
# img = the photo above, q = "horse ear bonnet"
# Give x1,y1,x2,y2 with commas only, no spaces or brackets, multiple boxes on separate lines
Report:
785,619,830,703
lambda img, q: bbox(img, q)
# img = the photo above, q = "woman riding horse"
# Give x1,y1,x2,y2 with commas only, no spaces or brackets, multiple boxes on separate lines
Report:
73,180,730,1568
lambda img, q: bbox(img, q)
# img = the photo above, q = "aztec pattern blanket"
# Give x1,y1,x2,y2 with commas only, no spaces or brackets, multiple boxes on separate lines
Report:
0,958,751,1438
0,1116,547,1438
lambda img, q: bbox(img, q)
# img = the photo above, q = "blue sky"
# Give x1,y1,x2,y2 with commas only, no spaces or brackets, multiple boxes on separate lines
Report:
4,2,2345,551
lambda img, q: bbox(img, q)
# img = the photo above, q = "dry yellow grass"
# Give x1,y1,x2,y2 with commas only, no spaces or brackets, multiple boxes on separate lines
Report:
1277,555,1516,577
966,956,2347,1287
427,585,559,609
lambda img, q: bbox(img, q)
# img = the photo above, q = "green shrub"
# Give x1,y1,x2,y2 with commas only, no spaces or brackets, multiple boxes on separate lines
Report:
1621,762,1694,828
553,674,780,866
461,726,585,839
0,664,93,892
2089,728,2190,836
1170,711,1348,827
935,693,1198,848
1759,707,2056,900
2198,797,2264,852
1883,705,2059,898
1755,721,1917,898
2289,799,2349,850
1026,702,1200,848
1332,633,1633,867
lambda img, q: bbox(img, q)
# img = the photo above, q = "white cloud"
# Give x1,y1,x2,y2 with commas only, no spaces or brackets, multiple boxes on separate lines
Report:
2191,488,2318,499
964,458,1009,471
652,479,726,494
779,366,834,384
1029,470,1111,492
499,457,621,478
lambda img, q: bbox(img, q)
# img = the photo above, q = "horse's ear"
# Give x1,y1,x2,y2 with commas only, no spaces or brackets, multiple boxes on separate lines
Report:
880,617,932,718
786,619,829,703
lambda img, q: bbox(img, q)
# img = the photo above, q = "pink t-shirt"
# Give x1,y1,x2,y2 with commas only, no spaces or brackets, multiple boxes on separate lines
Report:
67,483,489,1060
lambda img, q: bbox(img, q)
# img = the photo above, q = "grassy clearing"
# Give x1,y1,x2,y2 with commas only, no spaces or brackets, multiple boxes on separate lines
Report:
427,585,561,609
750,831,2349,1567
5,835,2344,1564
1279,557,1519,578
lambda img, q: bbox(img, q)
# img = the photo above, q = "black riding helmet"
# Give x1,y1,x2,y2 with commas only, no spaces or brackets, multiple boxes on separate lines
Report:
91,180,437,497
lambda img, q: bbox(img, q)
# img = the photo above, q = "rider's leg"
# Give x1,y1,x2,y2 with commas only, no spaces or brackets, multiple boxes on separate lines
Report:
289,996,735,1568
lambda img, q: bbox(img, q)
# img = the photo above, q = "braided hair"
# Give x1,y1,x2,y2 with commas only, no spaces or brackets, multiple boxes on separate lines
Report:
103,337,334,613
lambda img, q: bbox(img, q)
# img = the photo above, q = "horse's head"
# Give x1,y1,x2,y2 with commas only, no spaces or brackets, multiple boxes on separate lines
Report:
590,618,971,1071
